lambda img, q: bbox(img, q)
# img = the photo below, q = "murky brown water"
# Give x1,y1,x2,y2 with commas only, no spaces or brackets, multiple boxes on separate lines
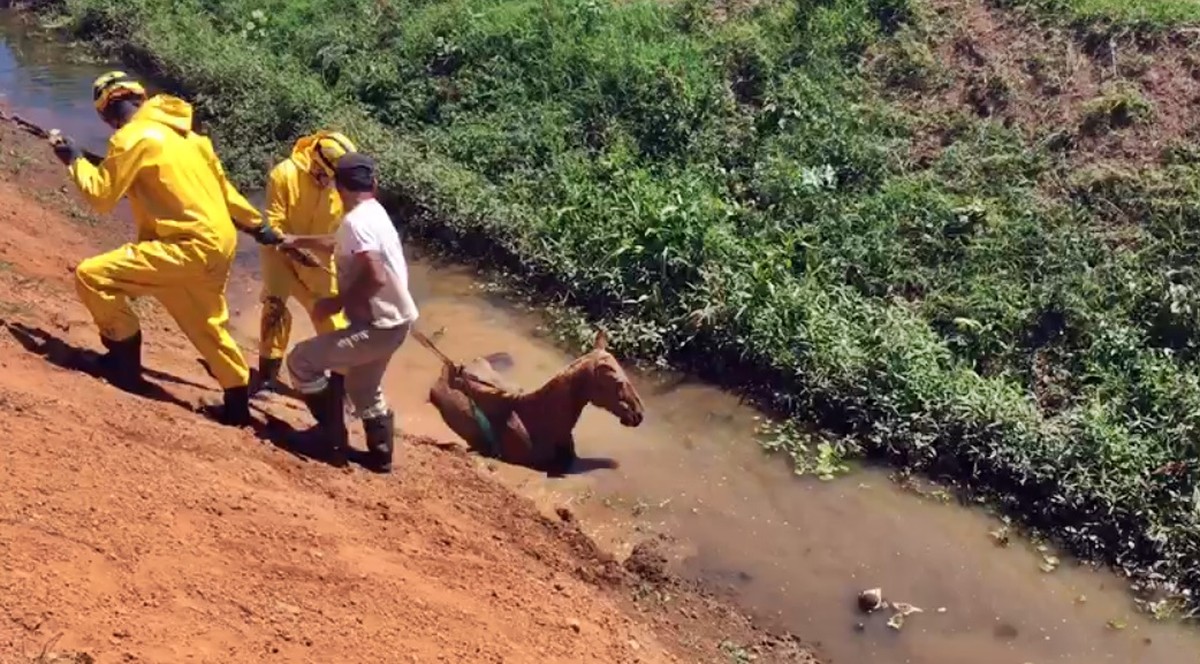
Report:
4,10,1199,663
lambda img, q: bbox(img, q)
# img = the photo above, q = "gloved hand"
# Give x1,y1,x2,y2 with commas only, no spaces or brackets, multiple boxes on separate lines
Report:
49,132,82,166
250,224,284,246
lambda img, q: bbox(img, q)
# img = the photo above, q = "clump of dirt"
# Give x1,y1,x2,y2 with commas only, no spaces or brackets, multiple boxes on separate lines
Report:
625,539,671,584
883,0,1200,167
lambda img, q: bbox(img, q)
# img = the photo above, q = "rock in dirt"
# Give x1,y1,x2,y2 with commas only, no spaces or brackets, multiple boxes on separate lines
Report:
624,540,669,584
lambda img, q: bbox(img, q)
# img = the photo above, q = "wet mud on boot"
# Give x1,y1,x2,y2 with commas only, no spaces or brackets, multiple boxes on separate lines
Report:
299,373,349,467
363,410,396,474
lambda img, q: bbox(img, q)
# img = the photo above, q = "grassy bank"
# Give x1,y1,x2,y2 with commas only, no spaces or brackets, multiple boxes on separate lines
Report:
22,0,1200,607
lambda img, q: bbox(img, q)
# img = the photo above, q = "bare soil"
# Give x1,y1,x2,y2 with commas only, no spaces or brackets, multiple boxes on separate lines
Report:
0,122,817,664
885,0,1200,167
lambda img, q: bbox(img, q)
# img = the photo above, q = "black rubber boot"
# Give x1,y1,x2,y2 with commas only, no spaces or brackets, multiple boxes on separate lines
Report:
221,386,252,426
301,373,348,467
254,356,284,395
99,331,145,392
363,410,396,474
199,385,252,426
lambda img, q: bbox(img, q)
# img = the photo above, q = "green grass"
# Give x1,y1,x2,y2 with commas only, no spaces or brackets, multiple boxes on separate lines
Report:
27,0,1200,607
998,0,1200,31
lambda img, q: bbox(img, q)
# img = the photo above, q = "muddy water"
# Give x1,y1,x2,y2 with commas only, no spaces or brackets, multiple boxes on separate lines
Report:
4,11,1200,664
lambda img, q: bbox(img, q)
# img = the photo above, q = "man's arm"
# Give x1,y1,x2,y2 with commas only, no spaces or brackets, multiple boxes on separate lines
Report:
265,164,289,232
66,135,151,214
340,251,387,308
281,234,338,253
199,135,265,232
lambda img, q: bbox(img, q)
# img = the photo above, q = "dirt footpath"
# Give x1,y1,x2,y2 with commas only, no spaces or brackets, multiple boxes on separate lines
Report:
0,124,816,663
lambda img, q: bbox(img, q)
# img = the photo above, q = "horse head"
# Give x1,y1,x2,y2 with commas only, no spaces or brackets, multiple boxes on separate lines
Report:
581,330,644,428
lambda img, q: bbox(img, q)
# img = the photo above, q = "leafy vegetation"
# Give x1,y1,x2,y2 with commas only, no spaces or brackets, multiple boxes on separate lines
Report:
24,0,1200,605
995,0,1200,31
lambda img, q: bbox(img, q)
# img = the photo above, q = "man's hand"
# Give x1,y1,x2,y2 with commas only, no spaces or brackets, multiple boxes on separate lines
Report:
312,296,343,321
250,224,284,246
49,132,82,166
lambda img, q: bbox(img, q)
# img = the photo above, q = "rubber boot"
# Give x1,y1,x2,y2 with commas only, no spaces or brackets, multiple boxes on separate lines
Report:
200,385,252,426
301,373,348,467
363,410,396,474
254,356,284,395
99,331,145,393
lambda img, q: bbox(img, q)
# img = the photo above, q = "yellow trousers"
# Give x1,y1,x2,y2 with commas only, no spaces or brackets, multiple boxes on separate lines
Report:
258,246,346,360
74,239,251,389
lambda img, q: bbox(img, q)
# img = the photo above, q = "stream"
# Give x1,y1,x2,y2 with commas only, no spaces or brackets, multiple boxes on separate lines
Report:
3,11,1199,663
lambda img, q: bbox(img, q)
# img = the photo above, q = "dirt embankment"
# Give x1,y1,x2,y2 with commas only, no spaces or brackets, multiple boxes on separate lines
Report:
0,123,816,663
884,0,1200,167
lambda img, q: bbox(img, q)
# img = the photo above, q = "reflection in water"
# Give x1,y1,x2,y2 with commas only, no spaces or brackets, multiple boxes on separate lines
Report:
0,12,119,155
2,8,1199,664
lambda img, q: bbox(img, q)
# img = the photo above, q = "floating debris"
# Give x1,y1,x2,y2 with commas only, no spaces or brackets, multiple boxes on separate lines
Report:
886,602,924,630
989,526,1011,547
858,588,884,613
1040,553,1061,573
1107,619,1128,631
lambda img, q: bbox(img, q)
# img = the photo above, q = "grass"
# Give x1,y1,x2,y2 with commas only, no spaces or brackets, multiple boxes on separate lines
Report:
20,0,1200,609
996,0,1200,31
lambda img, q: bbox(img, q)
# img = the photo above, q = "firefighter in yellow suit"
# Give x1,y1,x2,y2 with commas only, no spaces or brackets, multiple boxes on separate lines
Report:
256,132,355,392
49,72,284,425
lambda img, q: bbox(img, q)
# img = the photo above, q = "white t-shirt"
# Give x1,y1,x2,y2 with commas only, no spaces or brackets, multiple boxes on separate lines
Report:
334,198,419,329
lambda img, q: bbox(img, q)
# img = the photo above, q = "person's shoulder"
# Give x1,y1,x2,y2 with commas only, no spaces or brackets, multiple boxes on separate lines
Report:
268,158,298,183
346,200,391,224
110,119,168,152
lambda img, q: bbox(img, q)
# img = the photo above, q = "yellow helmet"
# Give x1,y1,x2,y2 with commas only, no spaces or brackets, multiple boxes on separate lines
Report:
92,71,146,115
310,132,356,177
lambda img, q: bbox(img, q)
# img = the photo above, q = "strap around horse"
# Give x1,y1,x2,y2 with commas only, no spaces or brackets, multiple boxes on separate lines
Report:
468,398,501,458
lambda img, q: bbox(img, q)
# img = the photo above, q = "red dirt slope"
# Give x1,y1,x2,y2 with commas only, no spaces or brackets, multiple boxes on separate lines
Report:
0,125,816,663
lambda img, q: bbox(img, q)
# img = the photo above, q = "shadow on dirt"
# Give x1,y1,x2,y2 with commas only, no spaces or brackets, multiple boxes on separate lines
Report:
5,321,204,411
554,456,620,477
198,358,305,401
254,411,382,472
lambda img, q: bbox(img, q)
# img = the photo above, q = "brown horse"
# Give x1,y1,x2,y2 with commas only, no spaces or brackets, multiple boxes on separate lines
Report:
428,330,645,474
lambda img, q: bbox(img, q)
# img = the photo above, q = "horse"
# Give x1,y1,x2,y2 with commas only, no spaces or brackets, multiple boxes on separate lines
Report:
428,330,645,474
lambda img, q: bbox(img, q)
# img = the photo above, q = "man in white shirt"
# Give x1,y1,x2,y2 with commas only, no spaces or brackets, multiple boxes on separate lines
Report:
280,153,418,473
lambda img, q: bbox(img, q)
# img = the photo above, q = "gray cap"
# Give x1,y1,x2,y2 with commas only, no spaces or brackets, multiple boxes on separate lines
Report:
334,152,376,192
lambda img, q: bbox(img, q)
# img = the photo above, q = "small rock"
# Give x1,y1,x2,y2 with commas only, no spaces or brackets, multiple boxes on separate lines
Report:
567,618,581,633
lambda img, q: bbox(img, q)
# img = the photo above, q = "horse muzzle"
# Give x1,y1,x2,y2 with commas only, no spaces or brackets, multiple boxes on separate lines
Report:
619,408,644,427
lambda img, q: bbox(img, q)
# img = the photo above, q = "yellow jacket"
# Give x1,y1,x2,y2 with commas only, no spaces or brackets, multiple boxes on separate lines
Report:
68,94,262,257
264,133,344,236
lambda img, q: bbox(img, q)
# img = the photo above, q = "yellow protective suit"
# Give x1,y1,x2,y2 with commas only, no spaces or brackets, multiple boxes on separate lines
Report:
69,94,261,389
258,133,349,360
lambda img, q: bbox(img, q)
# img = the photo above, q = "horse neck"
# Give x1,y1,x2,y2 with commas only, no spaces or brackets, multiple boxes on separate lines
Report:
515,358,591,439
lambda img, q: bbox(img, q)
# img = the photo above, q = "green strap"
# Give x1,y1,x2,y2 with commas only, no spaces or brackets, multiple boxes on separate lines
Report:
469,398,500,458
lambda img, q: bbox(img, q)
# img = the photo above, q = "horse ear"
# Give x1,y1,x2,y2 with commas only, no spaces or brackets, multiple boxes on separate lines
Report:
593,329,608,351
